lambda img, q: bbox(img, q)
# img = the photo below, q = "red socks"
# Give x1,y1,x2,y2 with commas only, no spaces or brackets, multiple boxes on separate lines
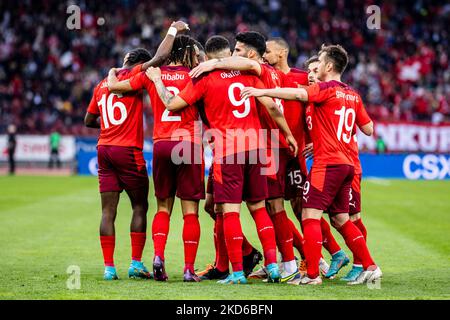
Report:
351,218,368,265
100,235,115,267
242,235,254,256
215,213,229,272
183,214,201,273
302,219,322,278
288,218,305,259
130,232,146,262
321,217,341,255
223,212,244,272
353,218,367,240
270,210,295,262
338,220,375,270
152,211,170,261
250,207,277,266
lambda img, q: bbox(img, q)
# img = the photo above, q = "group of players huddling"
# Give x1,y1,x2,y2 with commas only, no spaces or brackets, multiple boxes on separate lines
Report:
85,20,382,286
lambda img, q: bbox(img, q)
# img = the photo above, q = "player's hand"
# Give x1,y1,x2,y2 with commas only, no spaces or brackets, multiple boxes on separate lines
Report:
146,67,162,82
302,143,314,160
189,59,218,78
108,67,122,75
171,20,190,33
286,135,298,157
240,87,264,100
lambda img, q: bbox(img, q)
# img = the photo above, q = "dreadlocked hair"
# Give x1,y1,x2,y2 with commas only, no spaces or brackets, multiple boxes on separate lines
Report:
167,35,198,69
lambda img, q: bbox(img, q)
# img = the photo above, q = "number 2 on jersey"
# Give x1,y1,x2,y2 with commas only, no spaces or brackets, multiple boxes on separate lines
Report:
334,106,356,143
161,86,181,122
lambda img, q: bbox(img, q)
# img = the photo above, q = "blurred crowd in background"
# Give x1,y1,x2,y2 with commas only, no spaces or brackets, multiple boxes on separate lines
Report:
0,0,449,136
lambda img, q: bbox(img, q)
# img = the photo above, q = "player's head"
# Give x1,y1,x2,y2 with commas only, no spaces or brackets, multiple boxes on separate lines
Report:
123,48,152,68
317,44,349,79
205,35,232,59
305,55,320,85
233,31,266,60
168,35,199,69
194,40,207,64
263,37,289,66
7,124,16,134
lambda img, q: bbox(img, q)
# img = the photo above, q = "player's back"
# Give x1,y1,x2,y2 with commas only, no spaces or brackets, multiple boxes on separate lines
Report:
88,65,144,149
132,65,199,143
180,69,263,158
305,80,371,167
259,64,288,149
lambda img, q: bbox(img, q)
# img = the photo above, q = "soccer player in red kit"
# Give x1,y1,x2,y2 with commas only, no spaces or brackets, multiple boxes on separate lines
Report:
108,35,205,282
304,55,351,279
263,38,330,278
85,21,189,281
146,61,298,285
241,44,382,285
195,36,263,281
189,32,299,282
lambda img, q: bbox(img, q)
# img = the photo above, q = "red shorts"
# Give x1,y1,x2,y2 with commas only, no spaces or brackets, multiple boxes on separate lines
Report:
349,173,362,215
97,145,149,193
207,163,214,194
213,150,268,204
285,157,308,200
266,148,292,200
153,140,205,200
302,164,355,214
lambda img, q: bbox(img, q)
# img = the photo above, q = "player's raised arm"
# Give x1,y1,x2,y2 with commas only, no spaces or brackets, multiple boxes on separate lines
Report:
257,96,298,156
241,86,308,102
189,56,261,78
107,68,133,93
145,67,188,111
141,21,190,71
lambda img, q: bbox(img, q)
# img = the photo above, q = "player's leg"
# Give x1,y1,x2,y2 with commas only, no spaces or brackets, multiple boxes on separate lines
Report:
321,215,349,279
151,141,177,281
151,197,174,281
125,186,152,279
266,198,298,282
181,200,202,282
97,145,123,280
100,191,120,280
328,168,381,285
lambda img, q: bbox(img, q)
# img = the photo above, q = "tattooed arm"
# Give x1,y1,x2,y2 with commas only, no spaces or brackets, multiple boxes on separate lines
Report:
146,67,188,111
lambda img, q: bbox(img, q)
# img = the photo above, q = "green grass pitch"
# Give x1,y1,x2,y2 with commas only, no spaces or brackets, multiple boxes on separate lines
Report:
0,176,449,300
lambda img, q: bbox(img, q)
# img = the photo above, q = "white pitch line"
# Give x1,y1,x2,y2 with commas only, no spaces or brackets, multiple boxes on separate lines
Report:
365,177,392,186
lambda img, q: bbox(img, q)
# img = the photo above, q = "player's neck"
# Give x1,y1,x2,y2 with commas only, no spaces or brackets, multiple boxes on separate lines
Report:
168,62,183,67
275,60,290,74
323,72,342,83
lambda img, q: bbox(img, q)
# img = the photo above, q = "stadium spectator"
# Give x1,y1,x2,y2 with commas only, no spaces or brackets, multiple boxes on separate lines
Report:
7,124,17,175
0,0,448,135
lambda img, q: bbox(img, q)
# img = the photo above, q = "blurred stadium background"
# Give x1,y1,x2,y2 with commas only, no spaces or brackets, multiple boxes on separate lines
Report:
0,0,449,178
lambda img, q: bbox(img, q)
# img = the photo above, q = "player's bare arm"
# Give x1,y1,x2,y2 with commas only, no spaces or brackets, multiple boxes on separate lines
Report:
146,67,188,111
84,112,101,128
140,21,190,71
189,56,261,78
359,121,374,136
257,96,298,156
241,87,308,102
107,68,133,93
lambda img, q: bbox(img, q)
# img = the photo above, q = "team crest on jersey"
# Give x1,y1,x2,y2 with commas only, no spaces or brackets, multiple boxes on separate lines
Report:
270,71,279,82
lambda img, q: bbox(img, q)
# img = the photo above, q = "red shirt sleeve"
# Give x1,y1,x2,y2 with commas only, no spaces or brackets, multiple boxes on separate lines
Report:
87,86,99,115
129,72,149,91
178,77,206,105
356,99,372,127
304,83,330,103
130,64,143,76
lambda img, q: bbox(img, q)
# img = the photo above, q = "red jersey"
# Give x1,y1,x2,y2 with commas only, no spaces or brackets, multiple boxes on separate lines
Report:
179,70,264,158
304,80,371,167
258,64,289,149
129,65,199,143
283,68,309,173
349,134,362,175
87,64,144,149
